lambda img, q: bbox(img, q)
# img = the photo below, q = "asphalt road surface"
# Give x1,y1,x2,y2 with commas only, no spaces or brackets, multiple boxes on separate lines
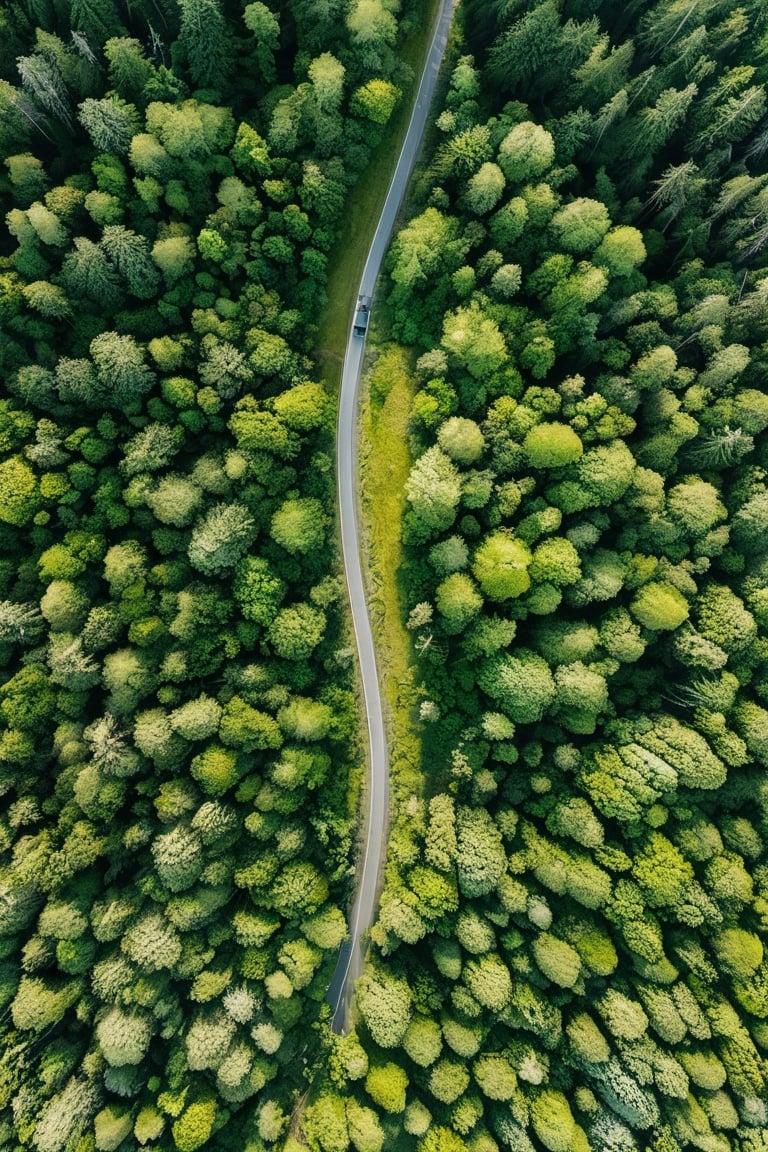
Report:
326,0,457,1034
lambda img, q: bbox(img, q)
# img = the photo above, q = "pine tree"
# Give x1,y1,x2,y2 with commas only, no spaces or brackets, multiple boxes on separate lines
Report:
104,37,154,101
16,53,74,132
487,0,564,96
176,0,230,90
692,85,767,152
77,95,139,154
100,225,160,298
70,0,122,48
646,159,706,225
243,1,280,86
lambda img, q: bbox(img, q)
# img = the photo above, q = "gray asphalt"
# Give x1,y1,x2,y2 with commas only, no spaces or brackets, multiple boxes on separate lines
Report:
326,0,457,1034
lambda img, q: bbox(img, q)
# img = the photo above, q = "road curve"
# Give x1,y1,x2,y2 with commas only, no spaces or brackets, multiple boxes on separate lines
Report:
326,0,457,1034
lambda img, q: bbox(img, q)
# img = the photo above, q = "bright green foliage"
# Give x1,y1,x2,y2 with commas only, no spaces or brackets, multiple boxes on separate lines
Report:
532,932,582,987
365,1063,408,1113
271,498,327,554
403,1015,443,1067
455,908,495,954
170,695,222,741
94,1105,133,1152
594,225,646,277
405,445,462,542
172,1099,217,1152
456,807,506,897
428,1058,469,1104
441,303,507,378
529,1090,581,1152
631,582,690,631
188,503,256,575
417,1128,467,1152
497,122,554,184
346,1099,384,1152
551,198,611,254
121,912,182,971
477,649,556,723
696,584,757,654
530,537,581,586
466,162,506,215
463,953,512,1011
357,970,412,1048
152,825,204,891
472,532,532,600
234,558,286,625
713,928,763,978
268,602,326,659
0,456,39,525
303,1093,349,1152
0,1,430,1146
146,476,203,526
435,572,483,633
190,744,240,796
352,79,401,124
523,423,583,468
473,1052,517,1100
4,0,768,1145
632,831,693,908
12,976,78,1032
91,331,155,406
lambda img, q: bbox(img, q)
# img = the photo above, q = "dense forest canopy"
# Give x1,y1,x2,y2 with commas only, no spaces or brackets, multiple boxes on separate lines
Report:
2,0,768,1150
0,0,415,1148
303,1,768,1151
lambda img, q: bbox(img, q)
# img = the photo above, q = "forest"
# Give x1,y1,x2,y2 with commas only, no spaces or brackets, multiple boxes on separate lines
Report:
313,0,768,1150
0,0,413,1148
1,0,768,1150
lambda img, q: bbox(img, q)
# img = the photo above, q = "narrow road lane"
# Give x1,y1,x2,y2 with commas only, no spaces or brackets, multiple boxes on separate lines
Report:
327,0,457,1034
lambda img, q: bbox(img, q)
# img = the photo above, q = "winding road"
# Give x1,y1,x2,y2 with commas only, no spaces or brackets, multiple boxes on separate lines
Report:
326,0,457,1034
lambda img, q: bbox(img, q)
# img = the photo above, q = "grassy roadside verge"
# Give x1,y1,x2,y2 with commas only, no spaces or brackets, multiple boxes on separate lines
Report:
359,345,423,812
315,0,441,387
